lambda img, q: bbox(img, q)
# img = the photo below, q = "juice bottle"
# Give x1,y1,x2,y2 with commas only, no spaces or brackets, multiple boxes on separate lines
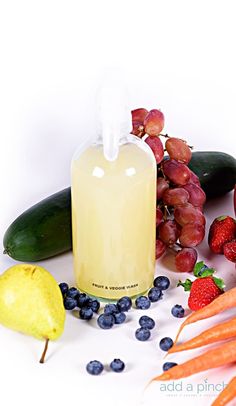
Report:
71,86,156,300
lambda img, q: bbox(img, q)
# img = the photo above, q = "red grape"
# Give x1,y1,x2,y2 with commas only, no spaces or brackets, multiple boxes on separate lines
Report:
163,159,191,186
179,223,205,247
183,183,206,207
163,187,189,206
174,203,205,226
144,109,164,136
165,137,192,164
157,178,169,200
131,108,148,123
156,238,167,259
156,207,164,227
189,169,201,186
131,108,148,137
158,220,180,245
145,136,164,164
175,248,198,272
195,205,204,212
130,106,207,252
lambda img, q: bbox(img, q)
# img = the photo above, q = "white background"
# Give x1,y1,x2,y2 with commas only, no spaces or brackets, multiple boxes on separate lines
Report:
0,1,236,405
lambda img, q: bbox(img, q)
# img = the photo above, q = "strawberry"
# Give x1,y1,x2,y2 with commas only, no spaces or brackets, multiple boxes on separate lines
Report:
187,277,223,310
208,215,236,254
178,261,224,311
223,240,236,263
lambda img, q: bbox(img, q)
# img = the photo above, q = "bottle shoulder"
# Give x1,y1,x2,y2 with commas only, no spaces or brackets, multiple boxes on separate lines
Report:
72,135,156,168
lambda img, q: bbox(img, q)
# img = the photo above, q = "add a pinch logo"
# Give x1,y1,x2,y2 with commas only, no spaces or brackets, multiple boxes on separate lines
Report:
158,379,227,397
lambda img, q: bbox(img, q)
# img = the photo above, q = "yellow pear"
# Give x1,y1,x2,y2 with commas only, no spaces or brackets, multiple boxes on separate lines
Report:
0,263,65,362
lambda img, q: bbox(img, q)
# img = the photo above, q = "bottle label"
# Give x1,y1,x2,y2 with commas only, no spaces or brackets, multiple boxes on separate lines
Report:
92,282,139,291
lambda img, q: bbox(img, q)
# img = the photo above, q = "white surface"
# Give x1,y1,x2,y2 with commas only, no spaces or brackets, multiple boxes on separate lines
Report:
0,1,236,405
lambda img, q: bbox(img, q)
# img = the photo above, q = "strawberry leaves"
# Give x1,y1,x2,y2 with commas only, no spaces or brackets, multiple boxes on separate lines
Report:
177,279,192,291
213,277,225,291
177,261,225,293
193,261,215,278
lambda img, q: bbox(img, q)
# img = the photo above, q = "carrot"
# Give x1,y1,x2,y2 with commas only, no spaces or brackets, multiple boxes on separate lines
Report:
211,376,236,406
168,317,236,354
152,339,236,381
174,287,236,344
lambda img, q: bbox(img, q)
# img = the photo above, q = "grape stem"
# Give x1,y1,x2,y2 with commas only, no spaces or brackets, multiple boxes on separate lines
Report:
175,242,183,248
168,246,179,254
159,163,167,179
159,133,171,138
163,206,167,220
163,205,169,220
166,205,171,217
159,133,193,149
138,126,145,137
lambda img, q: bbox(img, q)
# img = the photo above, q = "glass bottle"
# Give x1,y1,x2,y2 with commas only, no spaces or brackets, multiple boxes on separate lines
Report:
71,85,156,300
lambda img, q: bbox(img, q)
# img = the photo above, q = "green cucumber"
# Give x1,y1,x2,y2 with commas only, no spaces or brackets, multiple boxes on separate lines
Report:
188,151,236,198
3,151,236,262
3,188,72,261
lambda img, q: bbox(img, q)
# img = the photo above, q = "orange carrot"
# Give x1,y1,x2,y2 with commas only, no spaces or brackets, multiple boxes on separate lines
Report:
174,287,236,344
211,376,236,406
152,339,236,381
168,317,236,354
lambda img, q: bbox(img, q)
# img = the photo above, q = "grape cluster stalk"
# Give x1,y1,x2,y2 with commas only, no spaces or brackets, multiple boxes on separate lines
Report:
131,108,206,273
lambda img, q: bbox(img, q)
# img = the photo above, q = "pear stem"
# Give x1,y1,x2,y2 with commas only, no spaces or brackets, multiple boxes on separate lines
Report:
39,339,49,364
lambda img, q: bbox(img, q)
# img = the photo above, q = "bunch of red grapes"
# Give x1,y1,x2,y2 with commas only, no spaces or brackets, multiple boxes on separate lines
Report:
131,108,206,273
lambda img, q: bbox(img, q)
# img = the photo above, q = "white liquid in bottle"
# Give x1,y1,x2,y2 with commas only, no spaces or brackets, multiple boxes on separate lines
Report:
71,137,156,299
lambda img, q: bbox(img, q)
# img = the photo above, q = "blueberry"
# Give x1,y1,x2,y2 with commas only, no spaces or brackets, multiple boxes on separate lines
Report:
110,359,125,372
86,298,93,308
159,337,174,351
79,306,94,320
163,362,178,371
171,304,185,318
64,296,77,310
59,282,69,295
87,299,100,313
77,293,89,308
86,360,104,375
67,287,79,299
139,315,155,330
97,314,115,329
135,296,151,310
114,312,126,324
117,296,132,312
148,287,163,302
135,327,151,341
153,276,170,290
104,303,119,315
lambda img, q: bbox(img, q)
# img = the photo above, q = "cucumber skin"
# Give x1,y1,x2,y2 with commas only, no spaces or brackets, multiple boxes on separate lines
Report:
3,188,72,261
188,151,236,198
3,151,236,262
